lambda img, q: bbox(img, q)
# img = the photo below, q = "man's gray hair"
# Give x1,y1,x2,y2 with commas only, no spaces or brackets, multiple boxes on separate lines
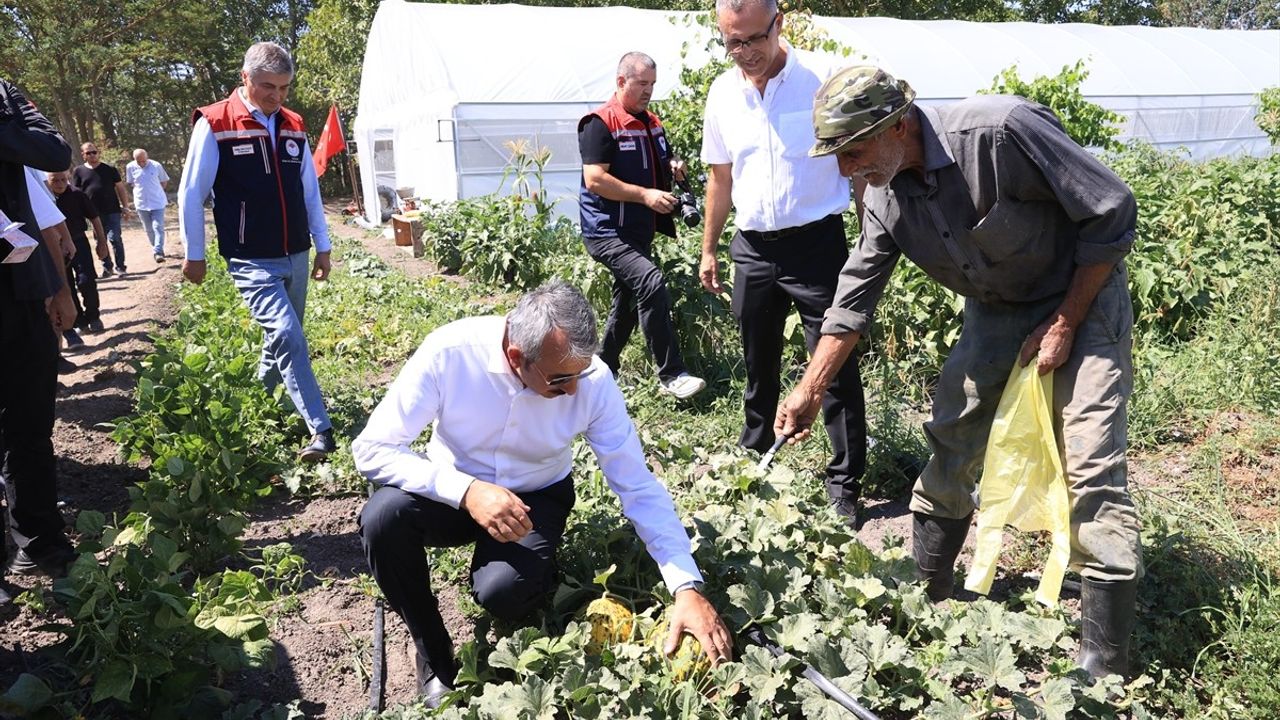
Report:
132,148,146,159
243,41,294,79
617,51,656,80
506,279,599,365
716,0,778,13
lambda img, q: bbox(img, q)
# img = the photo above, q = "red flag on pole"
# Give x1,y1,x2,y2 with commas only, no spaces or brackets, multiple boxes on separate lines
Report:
313,105,347,177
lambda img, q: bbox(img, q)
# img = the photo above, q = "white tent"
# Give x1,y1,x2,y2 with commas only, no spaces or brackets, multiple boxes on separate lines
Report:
354,1,1280,224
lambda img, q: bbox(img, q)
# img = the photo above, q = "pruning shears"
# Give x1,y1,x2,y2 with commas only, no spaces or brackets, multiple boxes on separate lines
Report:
744,627,882,720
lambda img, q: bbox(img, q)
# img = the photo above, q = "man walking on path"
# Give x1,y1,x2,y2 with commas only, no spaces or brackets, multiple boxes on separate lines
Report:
72,142,131,276
579,52,705,400
775,65,1143,681
125,148,170,263
46,170,108,334
178,41,336,462
1,78,78,601
698,0,866,526
353,280,732,707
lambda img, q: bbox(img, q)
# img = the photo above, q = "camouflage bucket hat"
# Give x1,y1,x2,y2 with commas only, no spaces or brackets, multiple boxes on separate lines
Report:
810,65,916,157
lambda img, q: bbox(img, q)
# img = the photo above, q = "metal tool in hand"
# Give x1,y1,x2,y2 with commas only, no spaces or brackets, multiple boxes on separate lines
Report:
757,435,789,471
744,627,881,720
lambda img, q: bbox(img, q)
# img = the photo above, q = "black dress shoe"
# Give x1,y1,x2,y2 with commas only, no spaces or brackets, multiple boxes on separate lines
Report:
7,545,77,579
831,498,865,531
298,429,337,463
421,675,453,709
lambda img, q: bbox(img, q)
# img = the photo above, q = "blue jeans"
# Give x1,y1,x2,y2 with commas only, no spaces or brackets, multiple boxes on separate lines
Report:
227,251,331,435
138,208,166,256
101,212,124,271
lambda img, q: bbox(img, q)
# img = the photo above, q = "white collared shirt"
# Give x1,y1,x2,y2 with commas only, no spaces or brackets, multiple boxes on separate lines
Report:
24,167,63,229
351,316,703,594
701,42,850,232
125,160,170,211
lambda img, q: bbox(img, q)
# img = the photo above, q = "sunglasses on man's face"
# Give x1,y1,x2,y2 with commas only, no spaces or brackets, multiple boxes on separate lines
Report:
529,362,595,388
84,150,99,156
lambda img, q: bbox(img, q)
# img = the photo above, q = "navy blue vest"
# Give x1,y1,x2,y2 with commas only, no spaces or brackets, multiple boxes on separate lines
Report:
578,96,676,240
194,91,311,260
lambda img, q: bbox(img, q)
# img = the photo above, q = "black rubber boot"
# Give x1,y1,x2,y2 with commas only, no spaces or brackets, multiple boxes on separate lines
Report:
1079,578,1137,681
912,511,972,602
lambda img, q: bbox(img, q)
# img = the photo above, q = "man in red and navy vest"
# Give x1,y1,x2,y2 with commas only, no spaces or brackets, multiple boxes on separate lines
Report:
578,52,705,401
177,41,335,462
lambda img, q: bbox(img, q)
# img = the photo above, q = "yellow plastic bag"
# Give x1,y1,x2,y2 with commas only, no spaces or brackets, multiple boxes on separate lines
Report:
964,361,1072,607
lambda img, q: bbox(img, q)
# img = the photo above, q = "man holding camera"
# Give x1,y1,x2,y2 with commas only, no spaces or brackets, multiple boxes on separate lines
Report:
578,51,705,400
698,0,865,525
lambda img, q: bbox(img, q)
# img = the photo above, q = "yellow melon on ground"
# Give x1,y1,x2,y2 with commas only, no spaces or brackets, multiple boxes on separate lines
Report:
650,618,712,682
584,595,634,654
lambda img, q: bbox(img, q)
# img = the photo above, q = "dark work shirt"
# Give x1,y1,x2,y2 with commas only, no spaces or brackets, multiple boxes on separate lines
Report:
72,162,123,215
824,96,1137,336
53,187,97,238
578,112,652,166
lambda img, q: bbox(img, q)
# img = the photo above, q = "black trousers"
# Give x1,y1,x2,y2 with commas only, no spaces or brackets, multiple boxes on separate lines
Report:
0,289,66,563
358,478,576,684
729,215,867,501
583,232,687,381
65,234,100,326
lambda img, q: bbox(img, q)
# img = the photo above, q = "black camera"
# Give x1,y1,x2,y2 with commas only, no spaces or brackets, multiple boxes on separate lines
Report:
674,177,702,228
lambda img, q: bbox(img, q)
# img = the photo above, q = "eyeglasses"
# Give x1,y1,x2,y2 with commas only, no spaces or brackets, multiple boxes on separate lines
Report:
84,150,99,156
718,12,779,56
529,361,595,388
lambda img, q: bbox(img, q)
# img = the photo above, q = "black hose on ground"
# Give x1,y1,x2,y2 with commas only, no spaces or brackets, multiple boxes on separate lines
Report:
368,483,387,712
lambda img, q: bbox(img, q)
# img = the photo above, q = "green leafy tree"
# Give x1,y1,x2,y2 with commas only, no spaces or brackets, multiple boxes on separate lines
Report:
1255,87,1280,145
981,60,1124,150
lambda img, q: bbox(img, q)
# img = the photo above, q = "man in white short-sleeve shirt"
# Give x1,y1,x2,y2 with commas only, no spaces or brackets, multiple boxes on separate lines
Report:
698,0,866,526
125,148,170,262
352,280,732,707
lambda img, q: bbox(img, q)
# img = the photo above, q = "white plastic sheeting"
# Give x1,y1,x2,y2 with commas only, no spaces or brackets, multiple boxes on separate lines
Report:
354,1,1280,224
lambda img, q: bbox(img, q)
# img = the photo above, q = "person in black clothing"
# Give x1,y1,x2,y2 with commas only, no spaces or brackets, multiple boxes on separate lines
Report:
46,170,108,333
577,52,706,401
71,141,132,276
0,78,78,602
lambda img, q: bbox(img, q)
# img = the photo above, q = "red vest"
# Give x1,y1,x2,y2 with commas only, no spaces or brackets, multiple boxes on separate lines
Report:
578,95,676,239
194,90,311,259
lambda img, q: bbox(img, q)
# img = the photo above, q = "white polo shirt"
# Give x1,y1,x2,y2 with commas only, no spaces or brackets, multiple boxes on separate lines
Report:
351,316,703,593
701,41,849,232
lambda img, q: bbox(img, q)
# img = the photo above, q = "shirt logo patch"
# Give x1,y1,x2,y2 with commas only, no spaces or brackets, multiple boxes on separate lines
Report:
658,136,667,153
617,139,637,152
285,139,301,157
232,143,255,156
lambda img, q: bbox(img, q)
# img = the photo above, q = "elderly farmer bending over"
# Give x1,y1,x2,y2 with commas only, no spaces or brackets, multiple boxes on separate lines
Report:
352,280,733,707
774,66,1142,681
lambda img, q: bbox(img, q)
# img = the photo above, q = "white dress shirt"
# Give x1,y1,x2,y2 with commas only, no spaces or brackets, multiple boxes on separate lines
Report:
351,316,704,593
177,88,330,262
125,160,170,211
700,41,850,232
24,167,64,230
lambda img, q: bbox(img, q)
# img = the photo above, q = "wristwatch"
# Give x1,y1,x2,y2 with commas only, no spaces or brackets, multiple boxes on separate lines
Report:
674,580,705,596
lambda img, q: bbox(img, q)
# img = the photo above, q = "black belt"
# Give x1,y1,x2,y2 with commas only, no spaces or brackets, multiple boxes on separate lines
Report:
739,214,838,242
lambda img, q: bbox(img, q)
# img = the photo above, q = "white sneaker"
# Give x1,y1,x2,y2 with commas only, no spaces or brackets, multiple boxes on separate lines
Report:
659,373,706,400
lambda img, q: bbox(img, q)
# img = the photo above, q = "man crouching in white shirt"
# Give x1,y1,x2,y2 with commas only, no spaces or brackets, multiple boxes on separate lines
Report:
352,279,732,707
